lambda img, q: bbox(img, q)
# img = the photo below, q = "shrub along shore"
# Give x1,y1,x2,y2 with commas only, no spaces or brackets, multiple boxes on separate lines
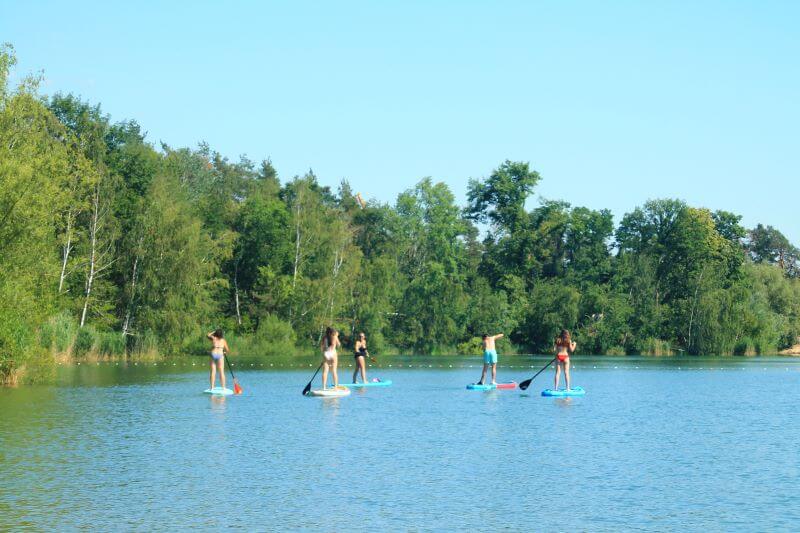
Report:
2,45,800,385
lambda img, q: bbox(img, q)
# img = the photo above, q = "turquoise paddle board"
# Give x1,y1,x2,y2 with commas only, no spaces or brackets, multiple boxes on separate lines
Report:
340,379,392,388
204,387,234,396
541,387,585,397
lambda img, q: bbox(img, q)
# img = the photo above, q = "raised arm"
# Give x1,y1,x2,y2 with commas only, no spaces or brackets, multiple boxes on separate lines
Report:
207,331,215,340
570,341,577,353
493,333,505,340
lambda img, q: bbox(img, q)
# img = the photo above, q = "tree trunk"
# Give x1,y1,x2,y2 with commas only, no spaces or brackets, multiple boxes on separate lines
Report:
122,253,140,338
687,266,706,353
233,261,242,326
80,188,100,327
59,209,75,293
292,191,302,289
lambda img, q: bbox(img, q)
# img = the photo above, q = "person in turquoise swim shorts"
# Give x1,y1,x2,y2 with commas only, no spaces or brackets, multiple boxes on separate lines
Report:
477,333,504,385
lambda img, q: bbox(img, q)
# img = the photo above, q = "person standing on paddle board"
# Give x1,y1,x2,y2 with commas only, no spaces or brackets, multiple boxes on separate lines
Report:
477,333,504,385
553,329,576,390
353,332,369,384
321,327,341,390
206,329,231,390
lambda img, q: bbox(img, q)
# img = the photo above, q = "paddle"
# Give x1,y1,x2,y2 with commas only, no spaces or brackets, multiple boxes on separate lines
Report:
302,361,324,396
224,355,243,395
518,357,557,391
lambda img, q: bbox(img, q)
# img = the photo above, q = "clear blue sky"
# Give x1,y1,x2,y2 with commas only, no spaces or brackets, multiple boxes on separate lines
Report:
4,1,799,242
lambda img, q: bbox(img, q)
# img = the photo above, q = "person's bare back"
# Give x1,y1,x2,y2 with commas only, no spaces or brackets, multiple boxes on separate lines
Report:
483,334,502,351
478,333,504,385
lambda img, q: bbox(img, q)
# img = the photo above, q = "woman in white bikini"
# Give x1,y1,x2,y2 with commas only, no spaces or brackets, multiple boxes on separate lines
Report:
320,327,341,390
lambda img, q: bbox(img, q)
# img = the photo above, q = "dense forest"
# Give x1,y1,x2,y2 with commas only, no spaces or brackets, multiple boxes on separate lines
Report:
2,45,800,384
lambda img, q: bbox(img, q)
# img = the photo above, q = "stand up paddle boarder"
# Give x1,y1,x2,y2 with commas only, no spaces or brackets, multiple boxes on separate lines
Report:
207,329,231,390
553,329,576,390
321,327,341,390
353,332,369,384
477,333,504,385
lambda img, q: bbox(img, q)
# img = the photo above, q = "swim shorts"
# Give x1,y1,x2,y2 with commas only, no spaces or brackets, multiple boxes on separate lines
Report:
483,349,498,364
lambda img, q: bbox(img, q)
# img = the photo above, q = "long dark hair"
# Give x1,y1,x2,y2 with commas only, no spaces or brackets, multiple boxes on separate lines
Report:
556,329,571,346
213,329,224,339
325,327,336,347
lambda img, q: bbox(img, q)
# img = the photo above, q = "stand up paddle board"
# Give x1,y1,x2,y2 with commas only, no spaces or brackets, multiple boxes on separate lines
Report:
541,387,585,397
467,382,517,390
340,379,392,388
307,386,351,397
204,387,234,396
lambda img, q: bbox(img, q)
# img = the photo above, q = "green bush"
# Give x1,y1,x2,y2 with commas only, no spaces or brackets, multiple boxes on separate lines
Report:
457,337,483,356
39,312,78,353
457,336,516,356
638,338,674,356
255,315,297,355
734,339,752,356
97,332,126,356
226,315,298,357
73,326,97,357
131,330,159,356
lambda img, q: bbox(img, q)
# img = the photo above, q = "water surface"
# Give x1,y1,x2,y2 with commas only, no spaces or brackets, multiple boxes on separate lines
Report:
2,356,799,531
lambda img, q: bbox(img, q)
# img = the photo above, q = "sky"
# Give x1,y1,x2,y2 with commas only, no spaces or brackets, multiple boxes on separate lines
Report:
3,0,799,242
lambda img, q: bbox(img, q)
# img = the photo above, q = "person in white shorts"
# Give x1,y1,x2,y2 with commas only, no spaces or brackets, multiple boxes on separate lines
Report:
320,327,341,390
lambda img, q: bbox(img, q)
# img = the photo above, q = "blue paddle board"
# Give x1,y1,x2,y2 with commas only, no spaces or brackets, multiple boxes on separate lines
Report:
204,387,234,396
541,387,585,397
340,379,392,388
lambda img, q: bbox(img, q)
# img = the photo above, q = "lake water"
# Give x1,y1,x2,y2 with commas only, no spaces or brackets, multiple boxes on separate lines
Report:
2,356,799,531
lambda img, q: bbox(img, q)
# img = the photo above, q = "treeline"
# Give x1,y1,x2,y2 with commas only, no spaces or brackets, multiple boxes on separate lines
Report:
2,45,800,383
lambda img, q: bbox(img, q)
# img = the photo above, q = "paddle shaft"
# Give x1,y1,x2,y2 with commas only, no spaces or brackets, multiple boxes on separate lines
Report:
224,354,237,381
303,361,324,395
519,357,557,390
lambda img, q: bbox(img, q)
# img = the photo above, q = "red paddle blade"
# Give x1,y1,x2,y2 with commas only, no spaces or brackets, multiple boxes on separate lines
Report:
234,381,243,395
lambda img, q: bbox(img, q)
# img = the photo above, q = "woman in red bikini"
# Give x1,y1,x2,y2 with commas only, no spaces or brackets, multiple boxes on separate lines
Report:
553,329,576,390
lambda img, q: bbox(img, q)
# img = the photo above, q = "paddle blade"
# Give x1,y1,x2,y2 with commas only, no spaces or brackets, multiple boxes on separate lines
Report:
519,379,532,391
234,381,243,395
302,382,312,396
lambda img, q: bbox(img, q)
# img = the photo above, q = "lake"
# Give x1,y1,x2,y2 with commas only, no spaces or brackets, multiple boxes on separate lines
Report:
1,356,799,531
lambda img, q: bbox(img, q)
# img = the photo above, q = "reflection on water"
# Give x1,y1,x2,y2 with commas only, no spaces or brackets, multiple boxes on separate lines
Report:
1,358,800,530
554,397,574,407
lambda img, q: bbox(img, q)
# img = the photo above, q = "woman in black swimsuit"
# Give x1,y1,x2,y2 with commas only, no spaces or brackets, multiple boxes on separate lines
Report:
353,332,369,384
